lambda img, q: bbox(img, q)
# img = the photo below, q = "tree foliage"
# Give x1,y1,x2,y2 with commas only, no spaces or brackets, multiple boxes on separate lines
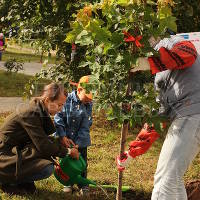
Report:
62,0,176,131
0,0,93,80
172,0,200,33
1,0,199,131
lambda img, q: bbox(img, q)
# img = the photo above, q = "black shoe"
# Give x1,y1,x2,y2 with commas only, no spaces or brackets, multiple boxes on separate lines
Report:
1,184,26,195
18,182,36,194
1,182,36,195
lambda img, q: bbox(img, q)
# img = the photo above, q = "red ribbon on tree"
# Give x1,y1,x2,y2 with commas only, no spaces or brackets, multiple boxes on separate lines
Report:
123,31,143,47
72,43,76,50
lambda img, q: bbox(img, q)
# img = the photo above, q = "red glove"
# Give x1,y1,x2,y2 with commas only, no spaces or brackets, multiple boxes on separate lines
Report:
116,152,132,171
136,123,159,141
129,124,159,158
116,124,159,171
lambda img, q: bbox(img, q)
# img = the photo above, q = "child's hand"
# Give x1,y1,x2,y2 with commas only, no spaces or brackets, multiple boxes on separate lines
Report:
69,147,79,160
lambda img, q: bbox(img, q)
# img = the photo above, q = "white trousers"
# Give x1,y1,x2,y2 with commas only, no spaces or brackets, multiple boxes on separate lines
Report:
151,114,200,200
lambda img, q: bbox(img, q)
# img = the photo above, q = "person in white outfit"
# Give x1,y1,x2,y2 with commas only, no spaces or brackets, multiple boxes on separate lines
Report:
117,35,200,200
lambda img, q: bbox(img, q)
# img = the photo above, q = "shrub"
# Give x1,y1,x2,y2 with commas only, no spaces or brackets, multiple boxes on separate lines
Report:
4,58,24,73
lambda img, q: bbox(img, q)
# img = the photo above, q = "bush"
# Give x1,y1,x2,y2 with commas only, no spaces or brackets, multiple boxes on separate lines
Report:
4,58,24,73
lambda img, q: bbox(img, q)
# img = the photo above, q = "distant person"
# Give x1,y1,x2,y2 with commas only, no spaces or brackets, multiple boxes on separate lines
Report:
0,33,6,61
0,83,79,195
54,75,93,196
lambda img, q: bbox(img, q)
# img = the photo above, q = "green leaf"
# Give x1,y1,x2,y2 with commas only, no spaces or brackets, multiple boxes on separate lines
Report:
117,0,129,6
65,31,76,43
88,19,111,43
77,30,89,40
94,45,103,54
65,22,83,43
116,54,123,63
75,30,94,45
111,32,123,45
103,43,112,54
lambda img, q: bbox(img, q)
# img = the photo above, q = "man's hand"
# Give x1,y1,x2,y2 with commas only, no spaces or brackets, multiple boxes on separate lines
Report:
69,146,79,160
60,136,75,148
148,36,161,49
130,57,150,73
0,47,5,51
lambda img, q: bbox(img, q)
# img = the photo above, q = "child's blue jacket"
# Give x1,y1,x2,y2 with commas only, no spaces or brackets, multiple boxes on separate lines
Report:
54,91,92,148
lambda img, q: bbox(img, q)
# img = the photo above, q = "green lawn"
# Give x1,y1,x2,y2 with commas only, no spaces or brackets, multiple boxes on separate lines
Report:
0,112,200,200
0,70,50,97
2,50,62,64
2,40,64,64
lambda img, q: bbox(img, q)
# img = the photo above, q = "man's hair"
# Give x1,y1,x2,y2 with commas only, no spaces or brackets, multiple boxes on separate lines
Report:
32,83,66,103
42,83,65,101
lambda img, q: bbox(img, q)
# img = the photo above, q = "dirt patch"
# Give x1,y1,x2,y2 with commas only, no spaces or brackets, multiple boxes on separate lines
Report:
186,180,200,200
63,181,200,200
63,187,151,200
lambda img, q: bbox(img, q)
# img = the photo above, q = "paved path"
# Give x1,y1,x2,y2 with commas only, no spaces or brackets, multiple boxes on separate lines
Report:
0,61,52,113
0,97,30,113
0,61,52,76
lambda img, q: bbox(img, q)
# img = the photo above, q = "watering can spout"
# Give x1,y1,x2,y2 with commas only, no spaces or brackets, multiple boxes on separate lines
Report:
75,175,96,186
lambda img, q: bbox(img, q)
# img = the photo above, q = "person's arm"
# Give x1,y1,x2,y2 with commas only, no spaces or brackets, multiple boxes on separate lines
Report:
20,111,67,158
116,124,159,171
148,41,197,74
131,41,197,74
86,102,93,127
54,104,75,148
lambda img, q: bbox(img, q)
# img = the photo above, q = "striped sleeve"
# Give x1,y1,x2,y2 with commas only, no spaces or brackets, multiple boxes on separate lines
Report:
148,41,197,74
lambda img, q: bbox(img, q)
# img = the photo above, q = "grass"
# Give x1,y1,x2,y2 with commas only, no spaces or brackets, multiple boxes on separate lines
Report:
2,40,64,64
0,46,200,198
0,112,200,199
2,51,60,64
0,70,50,97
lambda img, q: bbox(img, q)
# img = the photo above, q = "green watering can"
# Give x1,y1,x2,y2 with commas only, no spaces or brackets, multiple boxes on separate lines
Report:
54,155,96,187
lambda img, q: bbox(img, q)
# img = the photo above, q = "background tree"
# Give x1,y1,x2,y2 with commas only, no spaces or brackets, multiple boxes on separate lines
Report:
1,0,200,199
172,0,200,33
0,0,93,81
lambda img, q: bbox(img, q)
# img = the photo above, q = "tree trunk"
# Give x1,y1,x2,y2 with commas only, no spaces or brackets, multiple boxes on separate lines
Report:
116,122,129,200
116,74,133,200
40,50,44,63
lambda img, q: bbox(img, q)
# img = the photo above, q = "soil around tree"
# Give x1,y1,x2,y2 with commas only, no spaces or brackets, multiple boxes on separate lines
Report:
186,179,200,200
63,186,152,200
62,180,200,200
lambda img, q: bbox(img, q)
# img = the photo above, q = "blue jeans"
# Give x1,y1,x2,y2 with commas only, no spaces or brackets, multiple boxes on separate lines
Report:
18,164,54,183
151,114,200,200
0,164,54,185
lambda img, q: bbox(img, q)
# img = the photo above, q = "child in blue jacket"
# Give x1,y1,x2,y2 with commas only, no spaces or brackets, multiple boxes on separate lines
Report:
54,75,93,195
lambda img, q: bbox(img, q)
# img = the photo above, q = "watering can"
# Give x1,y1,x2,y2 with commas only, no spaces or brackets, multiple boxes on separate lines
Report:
54,154,96,187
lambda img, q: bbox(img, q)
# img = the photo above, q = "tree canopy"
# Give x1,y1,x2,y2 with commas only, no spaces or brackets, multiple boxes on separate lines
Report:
0,0,199,130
